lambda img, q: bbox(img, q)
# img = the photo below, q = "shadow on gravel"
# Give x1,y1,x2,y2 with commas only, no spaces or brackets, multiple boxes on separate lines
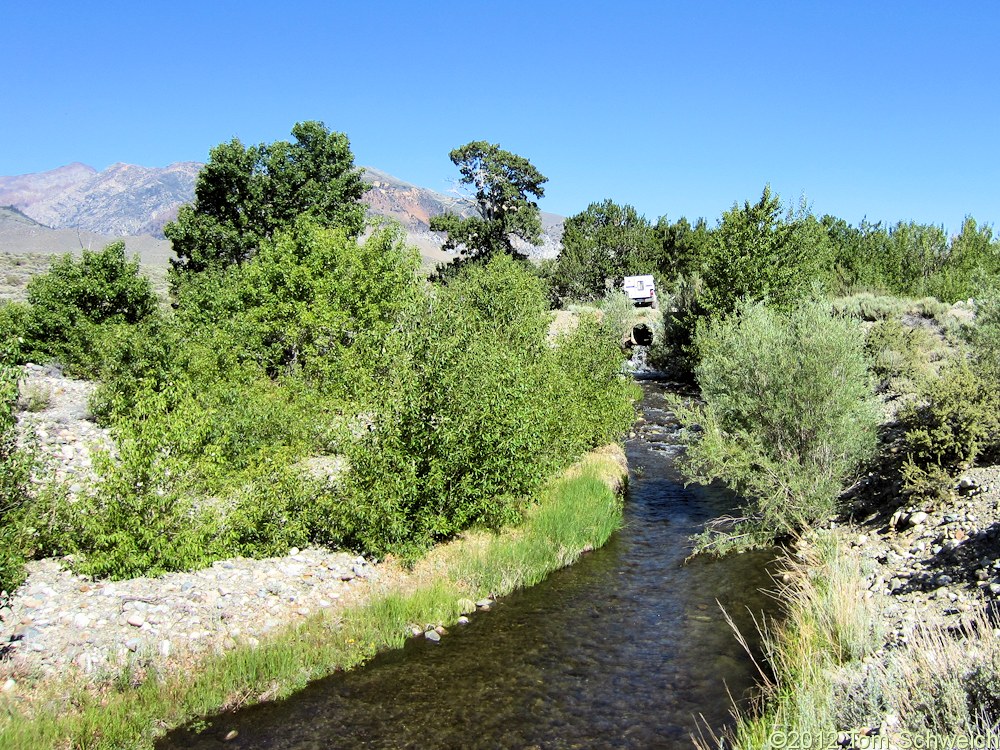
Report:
887,520,1000,598
841,416,910,525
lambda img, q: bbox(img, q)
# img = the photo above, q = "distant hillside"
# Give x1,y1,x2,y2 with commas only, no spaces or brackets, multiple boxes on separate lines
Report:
0,162,201,237
0,163,564,267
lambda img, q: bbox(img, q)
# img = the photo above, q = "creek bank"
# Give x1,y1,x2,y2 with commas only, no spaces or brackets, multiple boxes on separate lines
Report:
844,463,1000,645
739,462,1000,746
2,364,629,748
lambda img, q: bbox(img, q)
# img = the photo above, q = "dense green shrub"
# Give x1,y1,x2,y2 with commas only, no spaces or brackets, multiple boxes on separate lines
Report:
650,272,707,376
88,315,185,424
176,220,420,397
28,387,217,578
679,300,879,548
166,121,367,284
0,301,31,356
32,382,344,579
29,237,633,575
900,361,1000,501
596,290,635,344
698,187,823,317
344,255,635,556
550,314,639,454
550,200,659,303
0,348,35,593
21,242,157,374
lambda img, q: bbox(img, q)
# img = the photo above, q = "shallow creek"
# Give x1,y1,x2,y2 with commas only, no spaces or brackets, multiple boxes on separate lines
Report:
160,381,778,749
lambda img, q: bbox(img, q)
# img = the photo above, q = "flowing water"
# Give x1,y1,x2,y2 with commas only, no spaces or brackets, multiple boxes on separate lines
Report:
160,381,778,749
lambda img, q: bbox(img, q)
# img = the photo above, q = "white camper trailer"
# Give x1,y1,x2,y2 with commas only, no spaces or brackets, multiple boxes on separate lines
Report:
623,275,657,308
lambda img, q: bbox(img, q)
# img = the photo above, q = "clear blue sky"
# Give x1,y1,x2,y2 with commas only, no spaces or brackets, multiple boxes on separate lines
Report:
4,1,998,233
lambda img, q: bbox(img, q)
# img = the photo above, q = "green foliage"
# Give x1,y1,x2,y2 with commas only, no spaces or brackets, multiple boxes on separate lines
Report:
21,242,157,373
41,237,633,575
0,345,35,593
88,314,185,424
429,141,547,265
550,314,640,453
191,220,421,395
864,318,924,382
653,215,712,278
699,186,822,316
679,300,879,546
344,255,634,555
31,388,216,578
551,200,658,302
925,217,1000,302
0,301,31,357
652,272,708,376
455,470,623,595
967,290,1000,381
824,214,997,301
166,121,367,285
900,361,1000,501
34,380,345,579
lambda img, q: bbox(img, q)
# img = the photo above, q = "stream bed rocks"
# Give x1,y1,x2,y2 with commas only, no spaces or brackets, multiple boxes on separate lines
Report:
1,549,379,678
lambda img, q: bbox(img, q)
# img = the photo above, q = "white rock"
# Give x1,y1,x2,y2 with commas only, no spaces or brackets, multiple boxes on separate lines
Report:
73,613,91,629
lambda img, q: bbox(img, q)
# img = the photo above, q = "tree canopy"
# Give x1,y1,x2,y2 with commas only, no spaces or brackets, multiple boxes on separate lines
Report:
165,121,367,285
430,141,547,265
698,185,821,315
551,200,658,301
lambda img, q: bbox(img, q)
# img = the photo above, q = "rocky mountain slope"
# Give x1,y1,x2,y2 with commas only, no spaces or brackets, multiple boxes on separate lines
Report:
0,163,564,264
0,162,201,237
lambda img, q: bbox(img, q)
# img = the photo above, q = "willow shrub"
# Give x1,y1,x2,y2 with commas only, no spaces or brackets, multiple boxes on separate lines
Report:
20,241,158,375
680,300,879,549
344,255,635,557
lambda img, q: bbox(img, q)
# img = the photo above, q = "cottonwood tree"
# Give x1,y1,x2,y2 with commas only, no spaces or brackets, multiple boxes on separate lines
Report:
430,141,547,266
166,121,367,286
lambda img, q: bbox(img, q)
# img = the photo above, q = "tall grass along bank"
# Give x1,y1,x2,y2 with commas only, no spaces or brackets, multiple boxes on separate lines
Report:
716,529,1000,750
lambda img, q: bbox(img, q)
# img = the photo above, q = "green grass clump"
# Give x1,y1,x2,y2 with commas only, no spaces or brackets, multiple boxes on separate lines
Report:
699,532,884,750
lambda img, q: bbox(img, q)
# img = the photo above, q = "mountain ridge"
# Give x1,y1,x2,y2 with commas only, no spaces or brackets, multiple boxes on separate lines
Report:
0,162,564,264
